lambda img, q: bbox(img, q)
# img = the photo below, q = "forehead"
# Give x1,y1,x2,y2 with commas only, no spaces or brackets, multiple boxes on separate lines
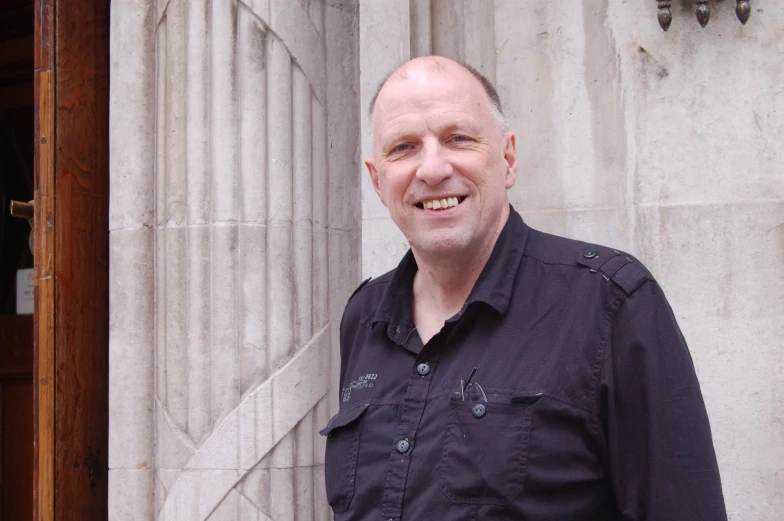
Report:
372,66,494,134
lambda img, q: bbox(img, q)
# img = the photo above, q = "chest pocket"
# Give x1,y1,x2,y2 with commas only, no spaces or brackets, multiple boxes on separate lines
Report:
438,395,540,505
319,403,369,512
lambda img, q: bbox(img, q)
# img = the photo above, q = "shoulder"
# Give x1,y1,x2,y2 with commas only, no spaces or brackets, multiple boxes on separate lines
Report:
346,270,394,305
340,269,394,328
523,227,654,297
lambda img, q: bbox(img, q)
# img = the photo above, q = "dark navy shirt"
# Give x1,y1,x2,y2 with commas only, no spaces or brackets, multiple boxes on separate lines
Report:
322,207,726,520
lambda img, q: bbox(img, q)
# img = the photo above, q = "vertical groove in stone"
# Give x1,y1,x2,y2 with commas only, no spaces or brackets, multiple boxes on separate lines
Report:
239,219,268,395
294,411,315,520
254,451,273,518
410,0,432,58
313,395,330,521
238,6,268,225
237,5,269,394
431,0,463,61
293,65,313,349
266,32,294,373
186,226,211,441
186,0,211,226
211,0,240,223
165,0,187,227
210,0,242,425
461,0,496,82
430,0,496,81
185,0,212,443
164,226,188,432
163,0,189,433
311,97,328,331
155,14,168,408
269,432,295,520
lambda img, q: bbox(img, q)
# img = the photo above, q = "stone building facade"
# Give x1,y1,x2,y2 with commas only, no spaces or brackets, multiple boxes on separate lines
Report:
109,1,783,520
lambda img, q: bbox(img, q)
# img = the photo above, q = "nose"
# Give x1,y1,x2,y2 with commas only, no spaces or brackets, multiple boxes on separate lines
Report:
415,139,453,185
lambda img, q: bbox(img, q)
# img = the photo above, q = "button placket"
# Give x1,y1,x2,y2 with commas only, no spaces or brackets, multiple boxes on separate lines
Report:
380,346,444,520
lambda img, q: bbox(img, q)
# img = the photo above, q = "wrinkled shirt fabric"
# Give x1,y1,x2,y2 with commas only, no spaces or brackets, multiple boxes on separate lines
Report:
322,206,727,521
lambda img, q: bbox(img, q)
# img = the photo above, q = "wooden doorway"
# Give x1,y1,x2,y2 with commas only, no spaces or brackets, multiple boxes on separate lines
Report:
1,1,35,520
33,0,109,519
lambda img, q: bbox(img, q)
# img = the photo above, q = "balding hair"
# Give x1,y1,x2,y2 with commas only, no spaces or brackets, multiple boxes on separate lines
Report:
368,57,509,132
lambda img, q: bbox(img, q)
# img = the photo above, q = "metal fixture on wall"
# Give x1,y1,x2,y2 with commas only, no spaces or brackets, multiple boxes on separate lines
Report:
736,1,751,24
696,0,711,27
657,0,751,31
657,1,672,31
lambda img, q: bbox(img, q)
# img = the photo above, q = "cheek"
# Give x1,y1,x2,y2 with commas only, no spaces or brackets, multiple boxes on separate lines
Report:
384,169,413,199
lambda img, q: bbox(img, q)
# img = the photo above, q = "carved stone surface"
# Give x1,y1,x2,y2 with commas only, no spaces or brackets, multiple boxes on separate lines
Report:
109,0,360,519
110,0,780,519
361,3,784,521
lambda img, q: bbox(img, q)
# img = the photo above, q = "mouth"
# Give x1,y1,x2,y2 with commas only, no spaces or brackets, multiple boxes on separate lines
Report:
415,196,467,211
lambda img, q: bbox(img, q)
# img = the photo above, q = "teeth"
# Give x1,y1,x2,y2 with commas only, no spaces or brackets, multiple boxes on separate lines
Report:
421,197,462,210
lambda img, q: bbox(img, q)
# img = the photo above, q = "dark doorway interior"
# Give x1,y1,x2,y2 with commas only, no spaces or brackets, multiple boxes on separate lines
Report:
0,0,35,520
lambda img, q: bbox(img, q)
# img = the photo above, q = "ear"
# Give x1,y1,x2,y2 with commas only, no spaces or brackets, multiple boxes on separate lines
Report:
365,157,388,207
502,132,519,190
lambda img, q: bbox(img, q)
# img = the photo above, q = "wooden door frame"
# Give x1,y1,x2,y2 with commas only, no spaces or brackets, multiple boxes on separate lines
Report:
33,1,110,520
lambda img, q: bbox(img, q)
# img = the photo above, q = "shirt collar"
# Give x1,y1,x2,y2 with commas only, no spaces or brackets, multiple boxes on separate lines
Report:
365,205,529,338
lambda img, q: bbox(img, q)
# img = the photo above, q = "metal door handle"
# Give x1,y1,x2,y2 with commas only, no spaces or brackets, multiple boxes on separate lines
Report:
10,200,35,254
10,200,34,220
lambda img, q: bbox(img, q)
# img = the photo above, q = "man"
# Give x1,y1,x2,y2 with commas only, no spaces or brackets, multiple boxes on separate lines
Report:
321,56,727,520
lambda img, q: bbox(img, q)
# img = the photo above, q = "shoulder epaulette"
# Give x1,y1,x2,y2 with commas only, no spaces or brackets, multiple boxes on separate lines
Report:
575,246,650,295
347,277,372,302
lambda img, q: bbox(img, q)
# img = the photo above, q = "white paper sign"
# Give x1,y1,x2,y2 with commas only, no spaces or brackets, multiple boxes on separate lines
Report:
16,268,34,315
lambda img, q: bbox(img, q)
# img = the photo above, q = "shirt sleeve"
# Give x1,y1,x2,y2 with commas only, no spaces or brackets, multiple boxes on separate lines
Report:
599,279,728,520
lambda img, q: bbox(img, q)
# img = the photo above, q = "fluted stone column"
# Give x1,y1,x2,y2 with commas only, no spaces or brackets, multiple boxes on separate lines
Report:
109,0,360,519
359,2,784,520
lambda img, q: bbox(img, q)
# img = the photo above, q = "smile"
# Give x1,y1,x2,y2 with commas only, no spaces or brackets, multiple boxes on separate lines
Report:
416,196,466,210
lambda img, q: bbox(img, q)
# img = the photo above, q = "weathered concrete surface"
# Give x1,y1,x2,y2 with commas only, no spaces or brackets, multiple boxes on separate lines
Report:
359,2,784,519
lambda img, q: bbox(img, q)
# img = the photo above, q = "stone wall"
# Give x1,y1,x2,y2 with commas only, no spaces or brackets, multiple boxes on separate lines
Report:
359,1,783,520
109,0,360,519
108,0,781,519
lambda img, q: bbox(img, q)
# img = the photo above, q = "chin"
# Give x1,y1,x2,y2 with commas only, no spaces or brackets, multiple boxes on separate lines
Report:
410,233,473,258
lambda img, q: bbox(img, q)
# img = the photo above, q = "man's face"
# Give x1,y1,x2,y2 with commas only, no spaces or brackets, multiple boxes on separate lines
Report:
366,62,518,259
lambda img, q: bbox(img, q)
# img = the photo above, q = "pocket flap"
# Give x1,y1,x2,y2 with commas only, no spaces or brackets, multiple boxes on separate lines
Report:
510,393,544,405
319,403,369,436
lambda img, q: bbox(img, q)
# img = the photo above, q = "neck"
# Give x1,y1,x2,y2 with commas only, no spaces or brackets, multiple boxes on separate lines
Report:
411,209,509,318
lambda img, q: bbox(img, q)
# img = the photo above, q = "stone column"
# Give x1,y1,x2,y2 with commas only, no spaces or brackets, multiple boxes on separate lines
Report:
109,0,361,519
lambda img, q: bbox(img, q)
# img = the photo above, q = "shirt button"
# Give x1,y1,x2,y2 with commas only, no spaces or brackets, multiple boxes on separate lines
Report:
583,250,598,259
472,404,486,418
396,439,410,453
416,362,431,376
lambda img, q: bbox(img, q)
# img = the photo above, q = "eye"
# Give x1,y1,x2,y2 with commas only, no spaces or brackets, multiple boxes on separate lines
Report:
394,143,411,152
451,135,468,143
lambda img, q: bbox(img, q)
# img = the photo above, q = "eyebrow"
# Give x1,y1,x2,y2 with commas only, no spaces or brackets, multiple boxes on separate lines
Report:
435,120,481,136
380,119,482,149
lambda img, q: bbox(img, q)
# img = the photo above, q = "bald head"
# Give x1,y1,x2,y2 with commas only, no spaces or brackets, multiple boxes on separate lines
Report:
368,57,508,133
